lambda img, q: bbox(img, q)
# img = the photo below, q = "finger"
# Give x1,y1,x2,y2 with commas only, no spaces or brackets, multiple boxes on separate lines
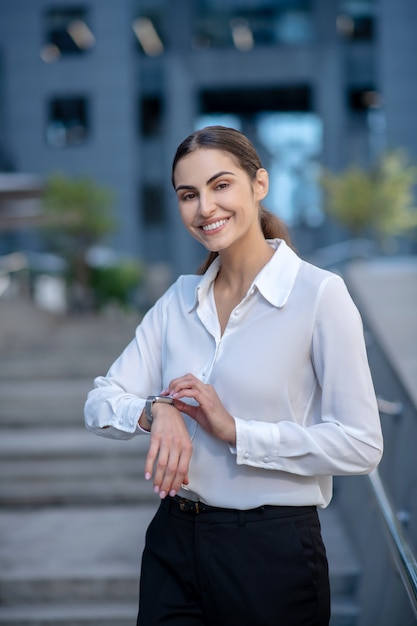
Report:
162,434,192,488
173,398,198,419
144,436,160,480
167,373,199,395
171,389,201,403
159,444,193,497
167,450,191,495
152,442,171,493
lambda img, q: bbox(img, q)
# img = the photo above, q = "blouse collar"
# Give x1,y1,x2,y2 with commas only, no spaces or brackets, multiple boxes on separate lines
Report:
187,239,302,312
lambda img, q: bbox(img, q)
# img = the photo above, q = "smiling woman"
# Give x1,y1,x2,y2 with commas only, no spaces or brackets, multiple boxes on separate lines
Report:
84,126,383,626
172,125,291,273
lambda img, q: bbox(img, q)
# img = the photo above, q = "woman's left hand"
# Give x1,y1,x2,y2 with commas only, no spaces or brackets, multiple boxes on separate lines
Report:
164,373,236,446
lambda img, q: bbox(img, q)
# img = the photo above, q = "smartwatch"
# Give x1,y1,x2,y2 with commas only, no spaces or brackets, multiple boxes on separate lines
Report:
145,395,174,425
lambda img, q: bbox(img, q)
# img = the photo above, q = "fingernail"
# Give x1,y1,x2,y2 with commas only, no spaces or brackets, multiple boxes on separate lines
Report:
145,472,151,480
160,388,169,395
154,485,159,493
159,491,166,499
169,489,176,497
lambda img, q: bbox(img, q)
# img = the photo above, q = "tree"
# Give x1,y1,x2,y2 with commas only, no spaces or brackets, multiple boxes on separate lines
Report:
321,150,417,247
42,173,116,309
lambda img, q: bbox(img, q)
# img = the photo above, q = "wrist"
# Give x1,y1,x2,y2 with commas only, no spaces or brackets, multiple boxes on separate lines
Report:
145,395,175,425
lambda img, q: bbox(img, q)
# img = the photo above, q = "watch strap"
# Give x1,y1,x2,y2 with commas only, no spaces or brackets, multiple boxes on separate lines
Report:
145,395,174,425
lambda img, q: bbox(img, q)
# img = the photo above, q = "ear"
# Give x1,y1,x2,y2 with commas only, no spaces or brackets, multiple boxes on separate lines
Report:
255,168,269,201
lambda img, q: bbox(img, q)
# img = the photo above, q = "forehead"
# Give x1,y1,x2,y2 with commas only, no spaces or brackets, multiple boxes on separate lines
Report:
173,148,241,185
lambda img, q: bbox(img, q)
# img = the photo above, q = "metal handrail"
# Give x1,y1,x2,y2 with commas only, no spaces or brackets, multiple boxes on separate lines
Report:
368,468,417,617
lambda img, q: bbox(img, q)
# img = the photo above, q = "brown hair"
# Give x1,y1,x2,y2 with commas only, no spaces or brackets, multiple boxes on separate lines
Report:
172,126,292,274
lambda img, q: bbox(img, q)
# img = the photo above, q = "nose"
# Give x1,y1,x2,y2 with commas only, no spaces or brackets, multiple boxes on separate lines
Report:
198,191,216,218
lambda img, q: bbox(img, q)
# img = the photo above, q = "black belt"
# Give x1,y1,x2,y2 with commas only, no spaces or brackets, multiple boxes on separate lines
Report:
168,495,316,523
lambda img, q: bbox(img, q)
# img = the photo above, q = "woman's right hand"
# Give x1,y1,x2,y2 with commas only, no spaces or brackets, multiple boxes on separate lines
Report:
142,403,193,499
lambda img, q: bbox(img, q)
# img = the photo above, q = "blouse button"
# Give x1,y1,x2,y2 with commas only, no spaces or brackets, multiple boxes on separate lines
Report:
234,309,240,316
244,452,250,459
263,456,270,463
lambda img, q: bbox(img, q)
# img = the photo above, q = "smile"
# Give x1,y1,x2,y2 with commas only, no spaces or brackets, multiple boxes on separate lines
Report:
201,219,229,232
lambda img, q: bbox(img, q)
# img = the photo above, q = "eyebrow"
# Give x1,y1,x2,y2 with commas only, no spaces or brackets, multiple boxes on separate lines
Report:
175,170,236,192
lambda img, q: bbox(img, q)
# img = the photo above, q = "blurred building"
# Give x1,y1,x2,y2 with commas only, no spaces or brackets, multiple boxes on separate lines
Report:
0,0,416,276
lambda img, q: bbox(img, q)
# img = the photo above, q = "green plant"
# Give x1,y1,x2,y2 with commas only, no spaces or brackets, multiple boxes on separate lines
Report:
43,174,115,241
321,150,417,244
42,173,117,309
90,260,144,310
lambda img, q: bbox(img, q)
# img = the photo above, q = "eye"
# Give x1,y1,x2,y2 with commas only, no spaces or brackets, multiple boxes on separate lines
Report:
181,191,197,202
215,181,229,191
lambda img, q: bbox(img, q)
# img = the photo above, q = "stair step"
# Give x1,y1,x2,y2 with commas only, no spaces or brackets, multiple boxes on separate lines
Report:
319,505,361,597
0,506,157,603
0,300,140,383
0,602,138,626
0,479,155,507
0,354,122,381
330,596,361,626
0,428,149,460
0,458,143,480
0,574,139,605
0,598,361,626
0,427,152,505
0,380,92,426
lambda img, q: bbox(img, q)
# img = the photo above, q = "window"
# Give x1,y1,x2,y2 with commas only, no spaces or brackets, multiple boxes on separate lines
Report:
46,96,90,147
141,95,163,137
348,87,379,112
41,7,95,62
132,14,165,57
200,86,312,115
193,2,313,51
337,1,375,41
142,184,165,225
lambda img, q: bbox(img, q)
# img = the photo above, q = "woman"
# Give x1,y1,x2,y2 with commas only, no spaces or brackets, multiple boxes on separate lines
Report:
84,126,383,626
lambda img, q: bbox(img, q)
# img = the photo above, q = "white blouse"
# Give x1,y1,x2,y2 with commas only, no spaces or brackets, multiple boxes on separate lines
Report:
84,239,383,509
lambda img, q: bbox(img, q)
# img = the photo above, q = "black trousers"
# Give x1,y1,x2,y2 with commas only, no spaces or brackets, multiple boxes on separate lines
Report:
137,496,330,626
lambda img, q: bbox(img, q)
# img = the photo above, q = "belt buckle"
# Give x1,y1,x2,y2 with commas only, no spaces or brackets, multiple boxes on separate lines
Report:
178,497,200,514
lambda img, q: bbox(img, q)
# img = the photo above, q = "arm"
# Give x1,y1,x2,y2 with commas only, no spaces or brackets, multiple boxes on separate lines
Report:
84,284,193,496
84,288,170,439
234,276,383,476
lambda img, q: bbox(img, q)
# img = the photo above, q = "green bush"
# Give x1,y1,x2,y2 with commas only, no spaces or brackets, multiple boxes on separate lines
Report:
90,260,144,309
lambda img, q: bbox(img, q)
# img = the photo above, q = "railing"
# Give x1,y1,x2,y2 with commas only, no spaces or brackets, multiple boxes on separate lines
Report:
317,246,417,620
368,468,417,618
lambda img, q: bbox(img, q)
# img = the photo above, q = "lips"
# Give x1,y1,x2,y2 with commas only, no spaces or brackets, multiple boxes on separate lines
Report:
201,218,229,232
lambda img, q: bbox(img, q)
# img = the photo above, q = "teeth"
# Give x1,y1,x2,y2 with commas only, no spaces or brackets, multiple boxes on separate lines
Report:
202,219,228,232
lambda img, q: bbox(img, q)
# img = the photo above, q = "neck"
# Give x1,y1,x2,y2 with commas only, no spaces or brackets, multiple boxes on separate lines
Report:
216,236,274,293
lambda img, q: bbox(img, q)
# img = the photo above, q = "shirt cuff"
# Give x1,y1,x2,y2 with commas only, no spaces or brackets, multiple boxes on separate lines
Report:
235,418,281,468
105,396,145,433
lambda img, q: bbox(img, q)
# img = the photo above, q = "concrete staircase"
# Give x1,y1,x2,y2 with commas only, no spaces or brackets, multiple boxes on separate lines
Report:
0,299,361,625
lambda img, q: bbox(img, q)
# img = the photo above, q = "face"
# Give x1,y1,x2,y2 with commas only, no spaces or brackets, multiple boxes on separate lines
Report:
173,148,268,254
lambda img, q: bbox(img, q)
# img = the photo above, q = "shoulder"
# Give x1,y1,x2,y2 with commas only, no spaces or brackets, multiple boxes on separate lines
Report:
294,257,344,295
293,259,356,317
153,273,201,311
